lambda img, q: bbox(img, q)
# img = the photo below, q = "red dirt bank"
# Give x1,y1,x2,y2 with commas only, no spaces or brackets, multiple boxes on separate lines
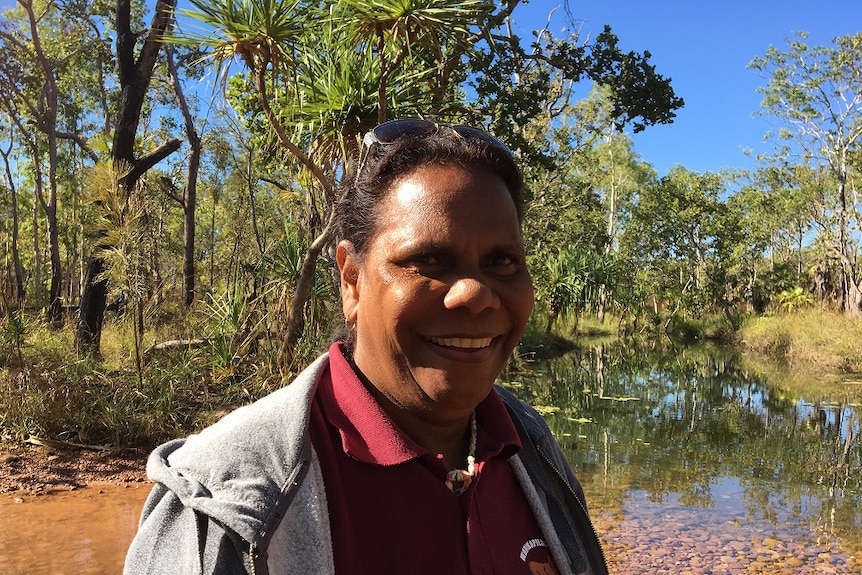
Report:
0,439,148,495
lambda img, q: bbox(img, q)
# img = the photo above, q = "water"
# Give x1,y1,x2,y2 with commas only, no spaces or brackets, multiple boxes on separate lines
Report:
504,342,862,572
0,484,151,574
1,342,860,573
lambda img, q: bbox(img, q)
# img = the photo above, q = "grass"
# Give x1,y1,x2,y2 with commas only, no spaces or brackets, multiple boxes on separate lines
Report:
739,308,862,374
0,312,319,449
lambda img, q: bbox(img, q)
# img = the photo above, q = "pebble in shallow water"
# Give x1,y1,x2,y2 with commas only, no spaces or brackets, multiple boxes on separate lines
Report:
592,510,858,574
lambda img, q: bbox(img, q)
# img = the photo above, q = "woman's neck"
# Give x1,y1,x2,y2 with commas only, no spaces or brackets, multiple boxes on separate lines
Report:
366,384,473,469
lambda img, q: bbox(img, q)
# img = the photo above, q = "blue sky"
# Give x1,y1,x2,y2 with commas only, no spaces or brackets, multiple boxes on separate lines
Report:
1,0,856,177
514,1,861,177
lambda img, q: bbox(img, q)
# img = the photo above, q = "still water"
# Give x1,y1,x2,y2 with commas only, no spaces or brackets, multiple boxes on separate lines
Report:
1,343,860,573
0,484,150,574
504,342,862,573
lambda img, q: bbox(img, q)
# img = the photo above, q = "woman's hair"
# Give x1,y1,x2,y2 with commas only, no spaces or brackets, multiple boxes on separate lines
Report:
333,127,524,257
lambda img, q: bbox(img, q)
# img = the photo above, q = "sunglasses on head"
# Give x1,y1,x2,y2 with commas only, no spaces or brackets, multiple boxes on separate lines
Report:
362,119,513,156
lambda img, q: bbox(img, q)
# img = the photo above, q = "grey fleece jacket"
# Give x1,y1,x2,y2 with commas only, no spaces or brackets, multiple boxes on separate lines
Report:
124,352,607,575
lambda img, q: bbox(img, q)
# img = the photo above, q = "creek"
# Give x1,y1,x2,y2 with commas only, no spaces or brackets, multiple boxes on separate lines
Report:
508,341,862,573
1,342,859,573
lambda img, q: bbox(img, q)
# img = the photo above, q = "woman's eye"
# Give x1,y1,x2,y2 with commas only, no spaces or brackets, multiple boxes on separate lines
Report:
487,254,521,274
412,253,440,265
404,253,446,273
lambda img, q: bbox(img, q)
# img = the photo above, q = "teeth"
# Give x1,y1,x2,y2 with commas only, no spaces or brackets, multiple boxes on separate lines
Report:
430,337,492,349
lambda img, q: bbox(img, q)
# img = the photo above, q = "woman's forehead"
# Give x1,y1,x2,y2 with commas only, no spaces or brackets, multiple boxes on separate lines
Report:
371,165,522,242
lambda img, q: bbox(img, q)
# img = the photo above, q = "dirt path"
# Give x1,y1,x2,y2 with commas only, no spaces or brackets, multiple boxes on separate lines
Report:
0,439,149,495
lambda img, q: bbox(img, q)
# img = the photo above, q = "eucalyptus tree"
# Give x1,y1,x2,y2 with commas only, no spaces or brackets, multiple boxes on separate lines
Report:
164,44,203,307
76,0,182,354
0,0,101,325
0,116,26,310
749,31,862,317
724,163,822,312
521,87,655,329
621,166,729,322
564,87,655,321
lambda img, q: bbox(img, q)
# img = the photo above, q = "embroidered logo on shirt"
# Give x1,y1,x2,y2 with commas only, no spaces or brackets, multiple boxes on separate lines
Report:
519,538,559,575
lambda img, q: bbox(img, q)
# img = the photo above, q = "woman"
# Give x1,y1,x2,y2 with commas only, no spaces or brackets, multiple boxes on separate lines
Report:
124,119,607,575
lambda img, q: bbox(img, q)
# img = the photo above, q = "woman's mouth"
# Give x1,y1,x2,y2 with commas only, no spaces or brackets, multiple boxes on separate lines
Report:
428,336,493,349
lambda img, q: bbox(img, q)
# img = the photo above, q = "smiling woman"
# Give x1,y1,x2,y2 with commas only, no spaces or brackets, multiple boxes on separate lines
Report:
337,163,534,435
124,120,608,575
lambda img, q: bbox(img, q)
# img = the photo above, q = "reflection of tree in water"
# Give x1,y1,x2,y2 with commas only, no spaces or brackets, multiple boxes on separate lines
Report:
505,339,861,548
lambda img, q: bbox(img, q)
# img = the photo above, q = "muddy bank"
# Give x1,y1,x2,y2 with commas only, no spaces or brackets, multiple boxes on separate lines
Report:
0,439,148,495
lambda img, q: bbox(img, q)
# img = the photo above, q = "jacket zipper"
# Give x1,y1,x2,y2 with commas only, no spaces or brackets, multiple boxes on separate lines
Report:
249,544,259,575
537,446,609,575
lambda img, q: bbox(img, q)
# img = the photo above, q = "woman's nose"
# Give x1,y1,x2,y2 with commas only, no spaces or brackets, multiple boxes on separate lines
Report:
443,275,501,313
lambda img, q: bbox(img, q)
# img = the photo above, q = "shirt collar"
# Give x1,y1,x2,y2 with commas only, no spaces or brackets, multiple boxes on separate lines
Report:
321,342,522,466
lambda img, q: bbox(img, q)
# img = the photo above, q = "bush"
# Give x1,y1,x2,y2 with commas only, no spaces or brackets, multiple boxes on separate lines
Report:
0,314,324,448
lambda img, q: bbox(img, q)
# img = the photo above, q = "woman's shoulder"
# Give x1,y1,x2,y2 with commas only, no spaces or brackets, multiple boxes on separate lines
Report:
494,384,555,442
149,353,330,497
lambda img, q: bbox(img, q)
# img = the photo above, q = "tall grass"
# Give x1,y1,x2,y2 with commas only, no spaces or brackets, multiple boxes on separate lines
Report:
0,322,203,446
739,308,862,373
0,310,325,448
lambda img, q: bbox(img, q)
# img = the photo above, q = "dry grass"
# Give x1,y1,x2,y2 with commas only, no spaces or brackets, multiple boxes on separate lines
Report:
739,308,862,374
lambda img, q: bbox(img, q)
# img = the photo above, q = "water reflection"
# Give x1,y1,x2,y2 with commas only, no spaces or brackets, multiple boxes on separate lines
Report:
505,342,862,570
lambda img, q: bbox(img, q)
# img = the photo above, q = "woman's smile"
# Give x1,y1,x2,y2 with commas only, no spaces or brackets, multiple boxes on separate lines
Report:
427,336,493,349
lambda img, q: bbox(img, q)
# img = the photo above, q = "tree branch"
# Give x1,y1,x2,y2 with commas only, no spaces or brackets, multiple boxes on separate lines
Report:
125,138,182,184
56,131,99,162
157,174,184,206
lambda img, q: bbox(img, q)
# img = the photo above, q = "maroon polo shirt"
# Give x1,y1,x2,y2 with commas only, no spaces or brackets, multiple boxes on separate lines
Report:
308,342,560,574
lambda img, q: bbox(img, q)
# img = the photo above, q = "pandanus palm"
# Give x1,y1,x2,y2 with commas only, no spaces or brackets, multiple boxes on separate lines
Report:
335,0,493,122
174,0,334,195
170,0,492,365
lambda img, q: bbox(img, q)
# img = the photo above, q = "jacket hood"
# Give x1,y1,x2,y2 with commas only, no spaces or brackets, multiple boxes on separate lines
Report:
145,353,330,546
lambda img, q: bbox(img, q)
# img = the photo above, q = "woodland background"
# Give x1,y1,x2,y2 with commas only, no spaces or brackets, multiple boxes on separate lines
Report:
1,0,860,446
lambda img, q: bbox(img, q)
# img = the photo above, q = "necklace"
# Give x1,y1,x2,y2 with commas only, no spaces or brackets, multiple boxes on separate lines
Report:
444,412,477,496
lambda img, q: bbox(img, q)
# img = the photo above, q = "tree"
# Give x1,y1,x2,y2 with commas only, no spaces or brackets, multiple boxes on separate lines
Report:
621,166,728,322
0,123,25,309
0,0,100,324
164,44,202,307
174,0,684,364
749,32,862,317
76,0,181,354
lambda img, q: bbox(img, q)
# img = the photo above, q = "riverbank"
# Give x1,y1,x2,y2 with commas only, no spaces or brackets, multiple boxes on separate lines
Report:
739,309,862,374
0,439,148,495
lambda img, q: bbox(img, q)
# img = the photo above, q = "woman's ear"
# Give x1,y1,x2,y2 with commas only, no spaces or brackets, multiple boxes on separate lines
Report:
336,240,360,323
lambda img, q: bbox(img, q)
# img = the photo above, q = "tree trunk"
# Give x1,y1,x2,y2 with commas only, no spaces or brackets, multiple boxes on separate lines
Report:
182,152,199,307
31,181,42,306
1,142,26,308
847,276,862,319
165,45,201,307
77,257,108,354
279,215,336,367
47,198,63,326
22,0,63,326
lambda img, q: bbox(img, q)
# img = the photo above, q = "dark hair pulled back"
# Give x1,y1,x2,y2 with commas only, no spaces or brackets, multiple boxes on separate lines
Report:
333,128,524,257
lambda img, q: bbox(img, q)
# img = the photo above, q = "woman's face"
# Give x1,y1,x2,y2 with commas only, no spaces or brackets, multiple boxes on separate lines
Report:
337,164,534,424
